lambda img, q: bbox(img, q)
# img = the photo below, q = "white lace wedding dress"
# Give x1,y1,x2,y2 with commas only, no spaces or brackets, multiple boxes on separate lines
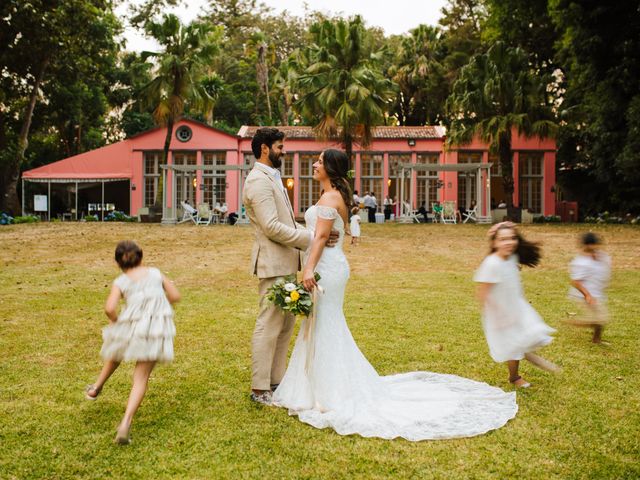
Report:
272,205,518,440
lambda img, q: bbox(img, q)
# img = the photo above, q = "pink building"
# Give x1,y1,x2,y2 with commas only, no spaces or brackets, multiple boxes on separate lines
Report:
21,119,556,221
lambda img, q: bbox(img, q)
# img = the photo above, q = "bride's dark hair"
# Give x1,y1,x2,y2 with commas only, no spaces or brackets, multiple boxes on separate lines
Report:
321,149,352,209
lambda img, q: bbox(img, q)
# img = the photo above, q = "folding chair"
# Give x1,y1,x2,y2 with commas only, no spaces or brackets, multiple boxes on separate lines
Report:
441,201,457,224
196,203,215,225
463,206,478,223
402,201,421,223
179,201,198,224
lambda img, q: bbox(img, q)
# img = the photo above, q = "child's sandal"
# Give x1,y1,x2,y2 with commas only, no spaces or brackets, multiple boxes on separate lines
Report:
509,376,531,389
85,384,102,400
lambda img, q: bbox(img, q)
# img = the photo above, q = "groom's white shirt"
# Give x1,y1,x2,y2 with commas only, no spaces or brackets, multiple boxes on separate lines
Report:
254,162,285,193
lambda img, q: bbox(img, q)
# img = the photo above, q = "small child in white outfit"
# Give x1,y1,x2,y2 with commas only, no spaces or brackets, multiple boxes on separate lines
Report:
350,207,361,245
85,240,180,444
474,222,558,388
566,232,611,343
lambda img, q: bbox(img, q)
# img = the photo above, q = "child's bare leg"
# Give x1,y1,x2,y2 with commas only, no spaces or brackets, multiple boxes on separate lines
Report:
507,360,522,382
592,325,603,343
115,360,155,444
87,360,120,398
524,352,560,373
120,360,156,428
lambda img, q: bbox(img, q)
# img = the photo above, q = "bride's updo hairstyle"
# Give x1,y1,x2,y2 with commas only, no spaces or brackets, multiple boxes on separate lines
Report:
322,149,352,209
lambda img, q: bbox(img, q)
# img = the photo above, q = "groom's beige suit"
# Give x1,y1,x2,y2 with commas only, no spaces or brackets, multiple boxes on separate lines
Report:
243,162,311,390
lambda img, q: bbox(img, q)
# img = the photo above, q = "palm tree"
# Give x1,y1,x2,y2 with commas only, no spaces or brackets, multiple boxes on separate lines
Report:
388,25,448,126
293,16,396,160
446,41,557,211
247,31,273,123
140,14,220,209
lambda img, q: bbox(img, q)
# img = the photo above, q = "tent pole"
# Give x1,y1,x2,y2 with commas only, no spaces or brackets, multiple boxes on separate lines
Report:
476,166,482,220
238,166,243,219
75,181,78,220
101,180,105,221
409,167,414,212
400,167,404,217
172,166,177,222
487,166,492,221
161,168,167,222
47,180,51,221
21,179,25,216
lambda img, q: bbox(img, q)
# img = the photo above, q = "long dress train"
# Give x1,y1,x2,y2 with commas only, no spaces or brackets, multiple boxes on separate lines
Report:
272,205,517,440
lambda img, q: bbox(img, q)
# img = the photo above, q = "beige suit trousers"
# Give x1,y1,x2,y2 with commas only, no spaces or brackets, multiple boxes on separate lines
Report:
251,276,296,390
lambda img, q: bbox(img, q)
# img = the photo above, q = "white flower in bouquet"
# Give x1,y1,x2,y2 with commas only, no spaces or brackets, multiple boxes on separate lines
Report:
284,283,297,292
285,296,292,303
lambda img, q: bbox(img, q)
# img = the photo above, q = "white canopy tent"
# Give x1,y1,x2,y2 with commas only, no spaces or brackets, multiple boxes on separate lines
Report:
160,163,252,225
398,162,492,224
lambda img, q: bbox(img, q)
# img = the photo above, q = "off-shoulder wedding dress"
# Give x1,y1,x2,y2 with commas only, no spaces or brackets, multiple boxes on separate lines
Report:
272,205,517,440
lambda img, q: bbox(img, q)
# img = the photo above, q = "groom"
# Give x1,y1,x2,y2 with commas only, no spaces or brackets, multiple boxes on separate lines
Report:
243,127,336,405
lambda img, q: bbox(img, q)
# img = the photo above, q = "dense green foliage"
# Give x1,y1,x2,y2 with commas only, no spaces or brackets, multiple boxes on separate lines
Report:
1,0,639,214
446,42,557,209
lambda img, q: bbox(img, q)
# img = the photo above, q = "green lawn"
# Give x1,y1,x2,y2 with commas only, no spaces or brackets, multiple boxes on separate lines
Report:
1,223,639,479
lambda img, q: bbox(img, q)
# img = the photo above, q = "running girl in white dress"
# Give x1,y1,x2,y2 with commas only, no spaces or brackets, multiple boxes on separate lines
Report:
85,240,180,444
474,222,559,388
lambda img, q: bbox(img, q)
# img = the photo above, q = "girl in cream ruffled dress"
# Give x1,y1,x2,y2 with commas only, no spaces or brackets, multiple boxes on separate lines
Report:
85,240,180,444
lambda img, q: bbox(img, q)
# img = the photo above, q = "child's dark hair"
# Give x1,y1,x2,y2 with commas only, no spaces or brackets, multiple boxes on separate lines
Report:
490,224,541,267
321,149,353,209
581,232,601,245
251,127,285,159
115,240,143,270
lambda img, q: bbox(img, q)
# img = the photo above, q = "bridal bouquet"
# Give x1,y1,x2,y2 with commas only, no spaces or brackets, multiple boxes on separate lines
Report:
266,273,321,317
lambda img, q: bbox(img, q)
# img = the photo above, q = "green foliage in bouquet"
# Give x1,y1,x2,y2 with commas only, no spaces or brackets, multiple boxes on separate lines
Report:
266,273,321,317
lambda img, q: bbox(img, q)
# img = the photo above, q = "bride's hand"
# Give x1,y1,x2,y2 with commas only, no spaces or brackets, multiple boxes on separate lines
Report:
302,268,317,291
325,229,339,248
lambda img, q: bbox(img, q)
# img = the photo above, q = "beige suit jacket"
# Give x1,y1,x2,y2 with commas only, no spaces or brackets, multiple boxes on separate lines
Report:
243,165,311,278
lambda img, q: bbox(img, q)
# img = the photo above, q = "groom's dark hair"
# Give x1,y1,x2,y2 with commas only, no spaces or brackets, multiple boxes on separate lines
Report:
251,127,285,159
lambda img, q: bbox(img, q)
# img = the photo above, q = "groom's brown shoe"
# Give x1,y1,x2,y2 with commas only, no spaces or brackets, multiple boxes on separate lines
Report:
250,391,273,405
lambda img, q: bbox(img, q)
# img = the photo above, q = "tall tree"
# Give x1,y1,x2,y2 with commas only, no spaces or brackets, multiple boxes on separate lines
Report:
446,42,557,211
293,16,396,159
388,25,449,125
0,0,121,214
140,14,221,208
550,0,640,213
483,0,557,75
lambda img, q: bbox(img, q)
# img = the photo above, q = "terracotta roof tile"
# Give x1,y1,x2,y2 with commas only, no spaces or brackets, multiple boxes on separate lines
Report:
237,125,446,139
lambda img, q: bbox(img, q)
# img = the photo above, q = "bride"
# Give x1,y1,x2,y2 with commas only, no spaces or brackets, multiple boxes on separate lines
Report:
272,149,517,440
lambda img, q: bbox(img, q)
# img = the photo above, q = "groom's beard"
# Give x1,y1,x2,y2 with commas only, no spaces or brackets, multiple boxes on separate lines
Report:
269,150,282,169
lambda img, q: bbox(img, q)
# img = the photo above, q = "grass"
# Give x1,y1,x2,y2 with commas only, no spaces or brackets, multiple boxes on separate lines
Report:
1,222,639,479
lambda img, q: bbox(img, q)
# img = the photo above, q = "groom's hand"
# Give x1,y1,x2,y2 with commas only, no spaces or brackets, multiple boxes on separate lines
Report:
325,229,339,248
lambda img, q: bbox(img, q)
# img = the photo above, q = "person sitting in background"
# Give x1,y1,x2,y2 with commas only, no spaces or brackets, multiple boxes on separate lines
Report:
417,202,430,223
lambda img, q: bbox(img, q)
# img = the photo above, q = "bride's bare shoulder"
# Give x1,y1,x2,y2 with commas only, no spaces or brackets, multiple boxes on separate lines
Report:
316,190,343,209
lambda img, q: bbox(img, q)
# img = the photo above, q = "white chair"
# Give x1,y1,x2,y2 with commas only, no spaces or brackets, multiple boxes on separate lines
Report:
463,206,478,223
402,201,421,223
179,201,198,224
196,203,216,225
441,201,457,224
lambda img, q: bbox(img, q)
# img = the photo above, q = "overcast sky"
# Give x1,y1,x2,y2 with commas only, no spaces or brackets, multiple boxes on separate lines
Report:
116,0,448,52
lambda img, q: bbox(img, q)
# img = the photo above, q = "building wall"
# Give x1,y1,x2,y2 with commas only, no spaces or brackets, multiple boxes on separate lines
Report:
125,124,559,217
24,120,557,218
